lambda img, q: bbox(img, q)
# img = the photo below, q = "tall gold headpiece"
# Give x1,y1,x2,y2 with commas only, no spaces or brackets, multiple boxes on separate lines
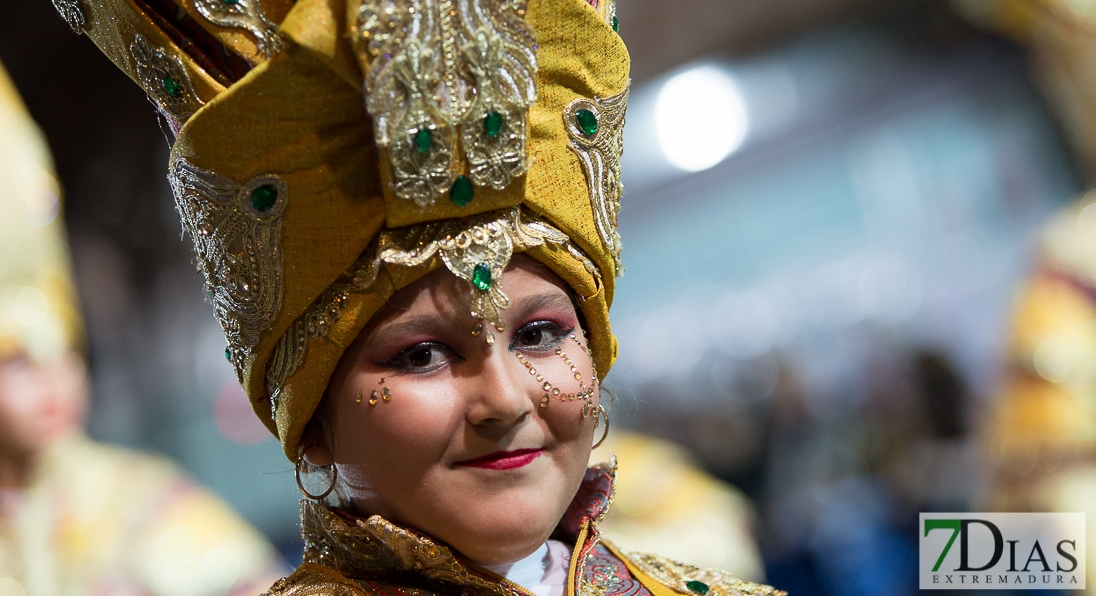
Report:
0,62,83,363
64,0,629,456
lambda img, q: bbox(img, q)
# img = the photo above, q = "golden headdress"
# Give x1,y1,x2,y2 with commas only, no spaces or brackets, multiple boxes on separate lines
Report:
0,61,83,363
61,0,629,457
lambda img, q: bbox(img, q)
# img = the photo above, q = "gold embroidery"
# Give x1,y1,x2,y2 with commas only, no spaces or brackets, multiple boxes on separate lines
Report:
192,0,285,59
299,501,520,596
131,35,204,123
52,0,85,34
617,550,786,596
351,0,537,205
264,207,599,413
168,158,287,382
564,84,630,276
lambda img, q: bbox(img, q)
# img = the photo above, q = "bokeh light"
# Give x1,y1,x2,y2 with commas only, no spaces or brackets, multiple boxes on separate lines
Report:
655,66,748,172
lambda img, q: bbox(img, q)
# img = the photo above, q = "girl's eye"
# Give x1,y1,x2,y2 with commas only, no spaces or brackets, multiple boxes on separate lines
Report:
512,321,573,350
384,342,453,372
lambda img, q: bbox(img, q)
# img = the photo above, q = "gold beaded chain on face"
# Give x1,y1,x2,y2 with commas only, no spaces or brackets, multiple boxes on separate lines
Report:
355,377,393,405
514,332,599,417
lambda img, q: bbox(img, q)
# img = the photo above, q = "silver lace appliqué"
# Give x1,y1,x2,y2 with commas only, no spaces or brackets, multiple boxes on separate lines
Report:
193,0,285,59
564,83,630,276
353,0,537,206
265,207,599,417
52,0,85,34
168,158,287,382
131,35,205,123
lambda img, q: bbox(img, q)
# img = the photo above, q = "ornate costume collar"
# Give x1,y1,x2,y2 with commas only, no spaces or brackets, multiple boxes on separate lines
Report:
300,460,616,594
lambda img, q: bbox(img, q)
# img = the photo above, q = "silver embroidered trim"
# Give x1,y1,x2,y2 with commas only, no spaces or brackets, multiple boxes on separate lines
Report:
193,0,285,60
353,0,537,205
265,207,599,416
564,83,630,277
52,0,85,34
131,35,204,123
168,158,287,382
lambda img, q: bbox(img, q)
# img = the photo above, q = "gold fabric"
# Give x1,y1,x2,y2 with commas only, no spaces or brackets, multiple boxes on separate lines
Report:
0,434,282,596
74,0,629,458
0,62,82,362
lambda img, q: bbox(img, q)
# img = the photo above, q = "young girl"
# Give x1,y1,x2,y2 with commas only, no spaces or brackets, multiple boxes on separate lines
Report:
63,0,783,593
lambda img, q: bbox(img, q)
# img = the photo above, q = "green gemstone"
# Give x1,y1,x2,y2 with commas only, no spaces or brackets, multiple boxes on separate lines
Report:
249,184,278,212
161,76,183,98
224,348,232,362
612,16,619,32
472,263,492,291
575,109,598,136
484,111,503,137
685,581,709,595
414,128,433,153
222,0,240,4
450,175,474,207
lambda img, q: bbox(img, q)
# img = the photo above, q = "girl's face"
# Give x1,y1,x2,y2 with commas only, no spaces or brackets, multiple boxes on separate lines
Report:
314,254,600,566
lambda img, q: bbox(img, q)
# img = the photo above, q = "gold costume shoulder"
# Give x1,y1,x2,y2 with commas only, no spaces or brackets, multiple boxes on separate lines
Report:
605,542,785,596
263,563,372,596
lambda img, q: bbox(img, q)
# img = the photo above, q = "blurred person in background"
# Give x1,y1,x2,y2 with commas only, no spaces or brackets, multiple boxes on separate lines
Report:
956,0,1096,592
0,61,284,595
591,430,765,582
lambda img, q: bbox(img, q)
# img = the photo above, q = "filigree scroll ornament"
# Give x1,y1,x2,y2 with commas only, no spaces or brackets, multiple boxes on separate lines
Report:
265,208,599,415
564,83,630,276
52,0,85,34
192,0,285,59
353,0,537,205
168,158,287,382
131,35,204,123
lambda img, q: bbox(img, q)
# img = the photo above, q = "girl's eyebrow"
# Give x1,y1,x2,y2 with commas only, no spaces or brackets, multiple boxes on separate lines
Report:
366,315,446,344
508,292,576,321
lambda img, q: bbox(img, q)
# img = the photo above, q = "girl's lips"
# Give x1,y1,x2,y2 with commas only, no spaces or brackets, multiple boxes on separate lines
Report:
457,448,543,470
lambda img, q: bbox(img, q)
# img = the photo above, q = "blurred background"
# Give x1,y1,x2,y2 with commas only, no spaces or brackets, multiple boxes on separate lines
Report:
0,0,1087,594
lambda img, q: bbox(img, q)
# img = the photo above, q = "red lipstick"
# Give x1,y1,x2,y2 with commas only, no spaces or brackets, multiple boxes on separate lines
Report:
457,448,543,470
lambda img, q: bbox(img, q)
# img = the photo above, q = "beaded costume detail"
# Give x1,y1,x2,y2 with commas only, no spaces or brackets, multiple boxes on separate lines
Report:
131,35,204,123
168,158,287,381
564,84,630,276
51,0,85,34
192,0,285,59
351,0,538,205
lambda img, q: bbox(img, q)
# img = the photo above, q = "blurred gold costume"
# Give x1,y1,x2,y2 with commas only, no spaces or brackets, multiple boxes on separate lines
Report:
0,61,281,595
957,1,1096,592
63,0,780,593
0,435,278,596
593,432,765,583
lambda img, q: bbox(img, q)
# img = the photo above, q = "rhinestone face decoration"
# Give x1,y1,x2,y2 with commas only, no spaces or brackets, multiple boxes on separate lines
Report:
351,0,538,205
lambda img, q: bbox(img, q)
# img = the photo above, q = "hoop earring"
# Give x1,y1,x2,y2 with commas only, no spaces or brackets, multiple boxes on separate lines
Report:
295,450,338,500
592,404,610,449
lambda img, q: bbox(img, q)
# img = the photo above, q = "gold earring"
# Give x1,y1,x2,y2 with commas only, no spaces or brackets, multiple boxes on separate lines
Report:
592,404,610,449
295,449,338,500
